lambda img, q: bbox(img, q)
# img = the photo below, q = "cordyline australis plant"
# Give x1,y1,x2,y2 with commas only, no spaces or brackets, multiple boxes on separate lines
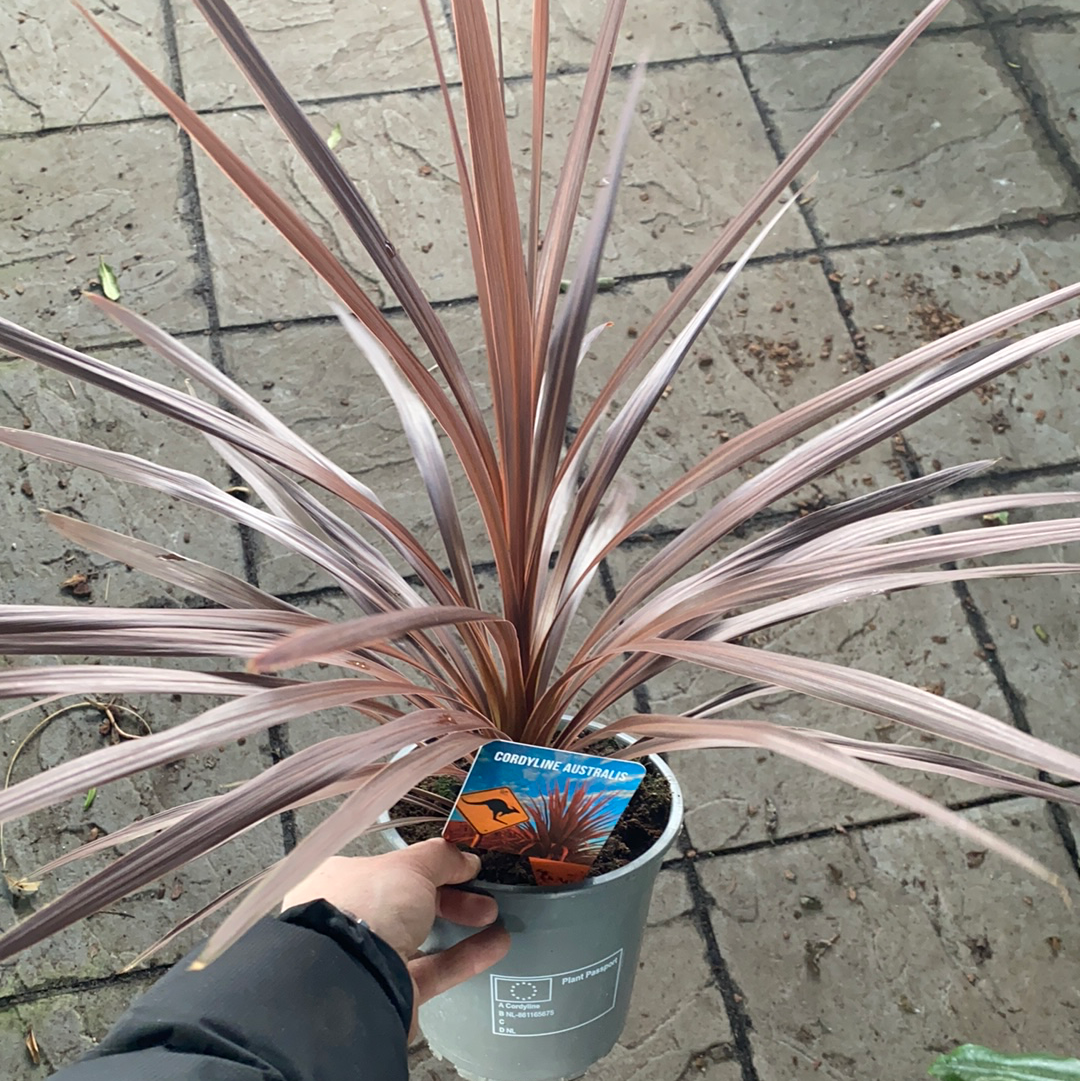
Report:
1,0,1080,968
504,784,623,864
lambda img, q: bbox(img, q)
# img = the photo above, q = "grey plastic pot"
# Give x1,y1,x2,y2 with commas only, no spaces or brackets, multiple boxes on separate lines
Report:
381,745,683,1081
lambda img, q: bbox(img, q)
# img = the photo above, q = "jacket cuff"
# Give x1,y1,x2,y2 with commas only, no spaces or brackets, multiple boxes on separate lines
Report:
280,898,413,1033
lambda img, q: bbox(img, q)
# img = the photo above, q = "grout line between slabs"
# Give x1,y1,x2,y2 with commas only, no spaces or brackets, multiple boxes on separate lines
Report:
949,458,1080,488
159,0,298,855
864,0,1080,882
70,206,1080,354
439,0,457,48
711,1,1080,884
703,0,891,379
817,290,1080,877
0,964,166,1011
726,7,1080,56
681,842,760,1081
199,205,1076,334
595,557,657,723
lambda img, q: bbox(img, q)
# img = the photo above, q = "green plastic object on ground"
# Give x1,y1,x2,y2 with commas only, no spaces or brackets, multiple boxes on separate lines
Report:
930,1044,1080,1081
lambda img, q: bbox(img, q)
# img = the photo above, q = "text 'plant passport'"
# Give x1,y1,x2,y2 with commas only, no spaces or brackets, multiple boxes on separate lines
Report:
443,741,647,885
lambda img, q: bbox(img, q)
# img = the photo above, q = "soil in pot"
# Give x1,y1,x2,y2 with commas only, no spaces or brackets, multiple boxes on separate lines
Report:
390,755,672,886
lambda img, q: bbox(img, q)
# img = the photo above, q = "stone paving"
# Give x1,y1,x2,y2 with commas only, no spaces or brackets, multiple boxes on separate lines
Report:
2,0,1080,1077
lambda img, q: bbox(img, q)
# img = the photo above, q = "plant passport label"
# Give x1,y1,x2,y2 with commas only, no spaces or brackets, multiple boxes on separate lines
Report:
489,950,623,1036
443,740,646,883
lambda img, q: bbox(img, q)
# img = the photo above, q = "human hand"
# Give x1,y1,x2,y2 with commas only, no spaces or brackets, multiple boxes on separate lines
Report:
282,839,510,1033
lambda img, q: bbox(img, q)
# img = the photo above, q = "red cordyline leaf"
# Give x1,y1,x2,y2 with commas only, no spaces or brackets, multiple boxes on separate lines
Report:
0,0,1078,966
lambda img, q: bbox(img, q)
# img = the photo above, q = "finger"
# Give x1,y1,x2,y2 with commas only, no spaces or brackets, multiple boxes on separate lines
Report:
436,886,499,928
408,925,511,1005
403,838,481,888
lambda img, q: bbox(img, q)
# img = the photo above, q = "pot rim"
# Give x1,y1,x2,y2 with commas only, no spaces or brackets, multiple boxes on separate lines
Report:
378,733,683,897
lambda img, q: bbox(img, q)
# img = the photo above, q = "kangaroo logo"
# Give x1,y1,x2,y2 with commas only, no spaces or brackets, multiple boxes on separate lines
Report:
461,796,523,822
452,786,528,834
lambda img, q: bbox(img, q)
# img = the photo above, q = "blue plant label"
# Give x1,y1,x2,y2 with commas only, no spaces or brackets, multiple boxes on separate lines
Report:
443,741,647,884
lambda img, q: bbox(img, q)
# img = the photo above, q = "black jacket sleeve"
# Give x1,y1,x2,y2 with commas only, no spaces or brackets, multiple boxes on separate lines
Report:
51,899,414,1081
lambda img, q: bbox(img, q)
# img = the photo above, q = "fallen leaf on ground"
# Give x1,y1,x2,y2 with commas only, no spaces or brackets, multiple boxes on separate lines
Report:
6,874,41,897
25,1028,41,1065
60,572,92,597
97,257,120,301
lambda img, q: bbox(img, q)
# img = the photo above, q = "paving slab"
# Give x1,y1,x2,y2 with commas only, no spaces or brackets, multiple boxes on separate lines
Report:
176,0,729,109
173,0,458,111
193,58,809,328
604,537,1017,850
828,222,1080,475
409,867,741,1081
192,91,460,326
0,3,171,135
1,121,206,348
1004,20,1080,166
698,800,1080,1078
0,976,153,1078
719,0,979,52
746,32,1076,245
520,61,812,269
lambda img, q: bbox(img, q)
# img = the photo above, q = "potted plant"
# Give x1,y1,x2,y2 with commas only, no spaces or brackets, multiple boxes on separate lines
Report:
1,0,1079,1079
382,739,683,1081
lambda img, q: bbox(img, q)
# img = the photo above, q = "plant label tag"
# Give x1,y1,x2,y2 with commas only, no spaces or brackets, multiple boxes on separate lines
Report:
443,741,646,883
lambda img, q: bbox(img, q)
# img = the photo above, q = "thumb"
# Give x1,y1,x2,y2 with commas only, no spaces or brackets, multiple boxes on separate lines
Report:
404,838,482,888
408,924,511,1005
